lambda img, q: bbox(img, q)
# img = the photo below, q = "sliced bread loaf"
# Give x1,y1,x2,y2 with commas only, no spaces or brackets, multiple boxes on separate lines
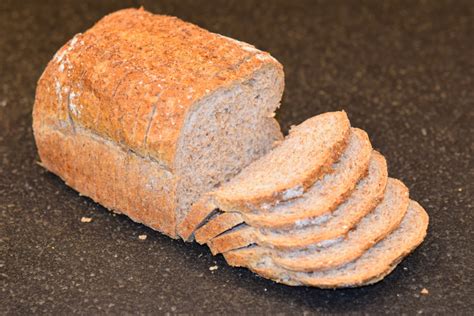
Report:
224,200,428,288
273,178,409,271
193,128,374,250
258,151,387,249
291,200,429,287
243,128,372,229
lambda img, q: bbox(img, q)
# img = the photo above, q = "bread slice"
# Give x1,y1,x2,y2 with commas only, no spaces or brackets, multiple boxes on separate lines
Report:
33,8,285,237
177,111,351,239
243,128,372,229
194,212,244,244
206,111,351,212
207,225,255,255
274,178,409,271
258,152,387,249
224,200,428,288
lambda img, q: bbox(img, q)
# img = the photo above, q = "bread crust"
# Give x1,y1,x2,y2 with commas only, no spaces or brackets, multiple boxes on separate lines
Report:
33,8,283,237
176,199,217,240
36,125,177,236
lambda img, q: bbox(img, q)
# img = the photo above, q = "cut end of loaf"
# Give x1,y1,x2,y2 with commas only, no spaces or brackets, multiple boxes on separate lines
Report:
174,63,284,227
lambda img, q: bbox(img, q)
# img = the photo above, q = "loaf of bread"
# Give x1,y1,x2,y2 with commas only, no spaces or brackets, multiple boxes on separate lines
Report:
34,8,428,288
33,8,284,237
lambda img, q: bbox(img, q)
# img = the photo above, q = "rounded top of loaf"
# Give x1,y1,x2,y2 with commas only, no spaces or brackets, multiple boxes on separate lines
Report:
33,8,283,166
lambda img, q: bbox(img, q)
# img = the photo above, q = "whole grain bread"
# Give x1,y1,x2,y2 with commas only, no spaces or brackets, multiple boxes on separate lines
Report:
273,178,409,271
34,8,429,288
258,151,388,249
208,177,406,266
33,8,284,237
224,200,428,288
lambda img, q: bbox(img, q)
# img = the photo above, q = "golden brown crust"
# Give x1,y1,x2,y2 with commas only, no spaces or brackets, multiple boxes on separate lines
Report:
35,8,282,167
224,246,265,267
36,125,177,237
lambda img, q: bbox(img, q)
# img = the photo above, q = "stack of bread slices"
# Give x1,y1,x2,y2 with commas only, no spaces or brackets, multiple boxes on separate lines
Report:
178,111,429,288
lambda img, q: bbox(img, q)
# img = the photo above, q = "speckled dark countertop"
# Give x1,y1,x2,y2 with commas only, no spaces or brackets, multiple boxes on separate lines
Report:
1,0,473,314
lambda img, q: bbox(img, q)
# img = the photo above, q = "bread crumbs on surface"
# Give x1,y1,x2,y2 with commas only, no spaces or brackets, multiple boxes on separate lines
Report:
421,288,429,295
138,234,147,240
81,216,92,223
209,265,218,271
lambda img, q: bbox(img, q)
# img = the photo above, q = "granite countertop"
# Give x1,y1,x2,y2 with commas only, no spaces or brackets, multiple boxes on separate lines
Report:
1,0,473,314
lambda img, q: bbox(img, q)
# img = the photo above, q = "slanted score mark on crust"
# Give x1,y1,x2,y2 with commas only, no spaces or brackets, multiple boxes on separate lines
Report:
143,104,158,149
